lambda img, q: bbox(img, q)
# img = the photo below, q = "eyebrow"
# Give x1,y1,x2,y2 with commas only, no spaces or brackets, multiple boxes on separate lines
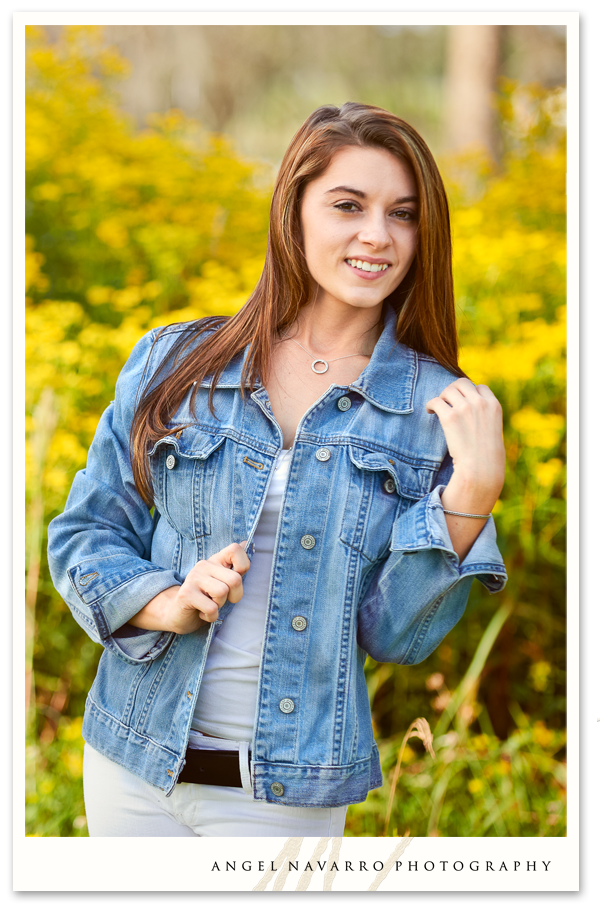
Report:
325,186,418,205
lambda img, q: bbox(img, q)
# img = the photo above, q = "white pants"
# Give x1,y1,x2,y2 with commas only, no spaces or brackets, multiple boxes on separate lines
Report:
83,740,348,837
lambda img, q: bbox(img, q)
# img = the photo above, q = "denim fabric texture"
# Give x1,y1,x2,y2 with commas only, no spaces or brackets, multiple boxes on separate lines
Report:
47,305,507,807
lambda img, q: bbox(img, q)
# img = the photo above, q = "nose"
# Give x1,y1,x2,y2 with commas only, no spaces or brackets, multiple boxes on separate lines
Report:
356,212,392,249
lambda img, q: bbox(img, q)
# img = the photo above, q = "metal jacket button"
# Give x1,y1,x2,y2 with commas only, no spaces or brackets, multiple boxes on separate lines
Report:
166,454,177,470
291,616,307,631
279,698,295,713
316,448,331,462
337,396,351,411
384,477,396,493
271,782,285,796
300,534,316,550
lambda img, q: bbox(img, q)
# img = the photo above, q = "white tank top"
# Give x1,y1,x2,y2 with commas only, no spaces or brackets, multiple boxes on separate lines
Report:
191,449,292,741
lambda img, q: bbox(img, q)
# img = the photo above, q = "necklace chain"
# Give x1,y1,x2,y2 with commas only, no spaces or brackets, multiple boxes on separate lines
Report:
281,331,364,374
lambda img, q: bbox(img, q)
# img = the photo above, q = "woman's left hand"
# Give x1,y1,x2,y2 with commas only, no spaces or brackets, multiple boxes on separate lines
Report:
426,378,505,518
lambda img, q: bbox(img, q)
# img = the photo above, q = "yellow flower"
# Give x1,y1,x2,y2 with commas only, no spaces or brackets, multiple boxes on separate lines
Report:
142,280,163,300
470,735,490,753
532,721,554,747
63,751,84,778
529,661,552,693
112,286,142,311
453,207,484,228
402,745,416,764
511,407,565,450
535,458,564,488
25,235,49,294
468,779,484,794
32,182,62,201
60,716,84,741
96,217,129,249
86,285,113,305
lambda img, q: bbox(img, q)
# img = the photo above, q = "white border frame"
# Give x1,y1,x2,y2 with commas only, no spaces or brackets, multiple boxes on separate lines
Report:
12,7,583,899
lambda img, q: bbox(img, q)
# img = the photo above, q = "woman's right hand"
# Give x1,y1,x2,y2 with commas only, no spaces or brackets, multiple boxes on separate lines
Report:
128,542,251,635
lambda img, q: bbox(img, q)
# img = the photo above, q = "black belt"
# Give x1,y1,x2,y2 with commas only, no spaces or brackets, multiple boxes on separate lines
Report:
177,748,250,787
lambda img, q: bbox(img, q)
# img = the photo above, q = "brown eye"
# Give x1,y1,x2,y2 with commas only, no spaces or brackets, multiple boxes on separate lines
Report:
334,202,360,212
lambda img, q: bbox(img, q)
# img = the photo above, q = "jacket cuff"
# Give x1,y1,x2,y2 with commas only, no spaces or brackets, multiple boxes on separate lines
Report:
391,485,507,594
108,624,175,663
67,552,183,659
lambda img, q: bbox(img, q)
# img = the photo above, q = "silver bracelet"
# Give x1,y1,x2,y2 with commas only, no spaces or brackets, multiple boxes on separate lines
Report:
443,508,491,519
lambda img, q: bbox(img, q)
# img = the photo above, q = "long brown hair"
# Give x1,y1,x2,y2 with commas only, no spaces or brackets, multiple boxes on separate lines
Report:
131,102,463,505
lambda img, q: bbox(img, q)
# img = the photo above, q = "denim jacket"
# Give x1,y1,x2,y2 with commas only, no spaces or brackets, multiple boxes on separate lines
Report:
47,305,507,807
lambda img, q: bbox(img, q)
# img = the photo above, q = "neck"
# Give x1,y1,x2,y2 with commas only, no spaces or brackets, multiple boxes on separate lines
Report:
288,300,384,358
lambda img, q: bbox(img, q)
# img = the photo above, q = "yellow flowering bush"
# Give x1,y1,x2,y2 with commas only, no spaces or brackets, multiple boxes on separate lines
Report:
25,24,270,516
25,26,566,836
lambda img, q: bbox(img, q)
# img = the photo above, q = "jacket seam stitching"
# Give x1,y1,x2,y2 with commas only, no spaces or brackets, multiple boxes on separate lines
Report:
333,544,359,764
69,601,97,632
139,634,181,731
404,578,463,663
252,754,376,772
86,693,180,759
121,661,153,726
71,565,163,611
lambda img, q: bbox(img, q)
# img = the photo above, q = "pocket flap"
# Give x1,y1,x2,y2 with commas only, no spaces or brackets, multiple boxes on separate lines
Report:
148,428,226,460
348,446,431,500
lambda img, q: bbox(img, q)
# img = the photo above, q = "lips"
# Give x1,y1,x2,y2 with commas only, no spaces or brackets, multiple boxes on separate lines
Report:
345,258,391,279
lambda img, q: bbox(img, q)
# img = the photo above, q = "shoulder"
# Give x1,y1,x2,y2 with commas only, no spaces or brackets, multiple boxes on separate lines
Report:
151,317,222,352
115,318,222,404
126,317,222,373
414,351,460,400
415,350,456,375
414,351,459,387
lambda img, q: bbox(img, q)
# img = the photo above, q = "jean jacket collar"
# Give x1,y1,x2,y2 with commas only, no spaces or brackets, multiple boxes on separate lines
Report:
199,304,417,414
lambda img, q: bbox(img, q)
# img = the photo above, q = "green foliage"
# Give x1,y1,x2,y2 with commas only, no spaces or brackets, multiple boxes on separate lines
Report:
347,605,566,836
26,717,88,837
346,719,566,837
25,27,566,836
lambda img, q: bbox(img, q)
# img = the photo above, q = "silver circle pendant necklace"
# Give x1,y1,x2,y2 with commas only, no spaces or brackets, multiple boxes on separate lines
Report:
281,331,364,374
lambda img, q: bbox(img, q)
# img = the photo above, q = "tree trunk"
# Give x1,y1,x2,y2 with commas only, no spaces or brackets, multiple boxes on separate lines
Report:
444,25,501,159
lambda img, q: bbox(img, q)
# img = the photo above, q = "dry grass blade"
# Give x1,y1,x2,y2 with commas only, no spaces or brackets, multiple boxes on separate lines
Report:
383,716,436,837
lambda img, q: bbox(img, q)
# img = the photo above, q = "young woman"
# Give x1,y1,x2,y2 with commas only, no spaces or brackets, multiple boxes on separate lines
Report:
48,102,507,837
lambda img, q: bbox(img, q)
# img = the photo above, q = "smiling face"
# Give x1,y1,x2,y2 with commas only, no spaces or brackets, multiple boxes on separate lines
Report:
299,144,419,317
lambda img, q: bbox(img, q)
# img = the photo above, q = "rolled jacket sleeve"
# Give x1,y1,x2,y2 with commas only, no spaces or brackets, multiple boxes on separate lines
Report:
357,484,507,665
47,329,182,663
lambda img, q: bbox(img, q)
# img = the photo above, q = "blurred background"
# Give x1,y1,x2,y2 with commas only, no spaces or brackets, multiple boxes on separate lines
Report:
25,23,566,837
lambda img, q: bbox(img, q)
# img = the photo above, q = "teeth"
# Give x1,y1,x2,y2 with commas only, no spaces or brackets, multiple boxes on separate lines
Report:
347,260,389,272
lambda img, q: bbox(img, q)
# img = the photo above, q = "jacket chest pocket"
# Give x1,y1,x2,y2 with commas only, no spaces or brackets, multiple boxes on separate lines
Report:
148,430,226,541
340,447,434,563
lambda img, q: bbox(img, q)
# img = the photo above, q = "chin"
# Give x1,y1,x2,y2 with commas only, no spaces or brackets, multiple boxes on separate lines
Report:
342,295,387,311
